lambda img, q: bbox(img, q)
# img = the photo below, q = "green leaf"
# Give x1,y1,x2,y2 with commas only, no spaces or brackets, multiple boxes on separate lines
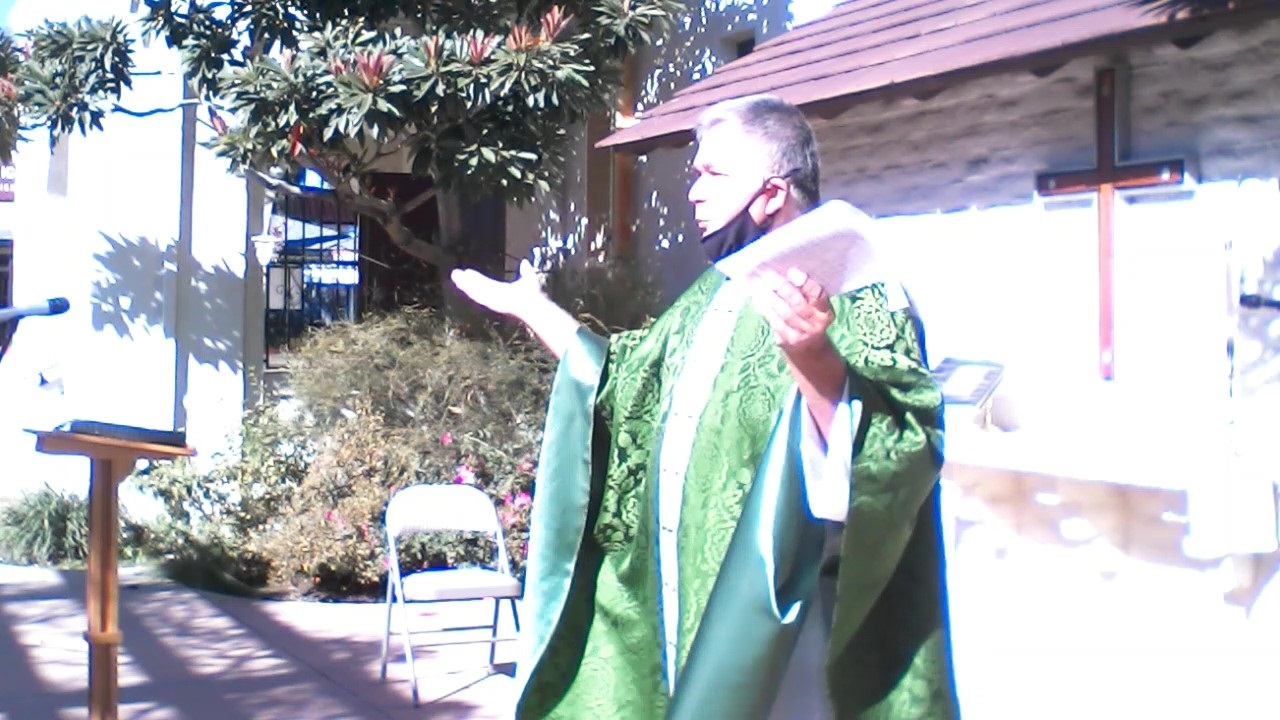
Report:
0,0,682,266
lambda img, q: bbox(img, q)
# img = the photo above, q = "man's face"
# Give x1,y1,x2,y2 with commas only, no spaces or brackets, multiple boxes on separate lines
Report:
687,122,777,236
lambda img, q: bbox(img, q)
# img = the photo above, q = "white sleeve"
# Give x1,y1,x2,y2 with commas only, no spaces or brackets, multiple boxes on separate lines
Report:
797,379,854,523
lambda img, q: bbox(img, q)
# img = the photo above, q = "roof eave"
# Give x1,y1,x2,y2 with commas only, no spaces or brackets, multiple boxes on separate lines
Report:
596,5,1272,154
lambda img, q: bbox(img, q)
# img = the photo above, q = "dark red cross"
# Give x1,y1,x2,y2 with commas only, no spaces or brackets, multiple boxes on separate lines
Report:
1035,67,1186,381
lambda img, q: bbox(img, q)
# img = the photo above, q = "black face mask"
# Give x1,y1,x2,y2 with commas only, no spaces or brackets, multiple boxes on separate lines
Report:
706,172,793,262
698,177,784,263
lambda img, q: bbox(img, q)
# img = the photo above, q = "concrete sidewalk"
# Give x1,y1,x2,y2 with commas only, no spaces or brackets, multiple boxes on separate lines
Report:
0,565,518,719
3,476,1279,720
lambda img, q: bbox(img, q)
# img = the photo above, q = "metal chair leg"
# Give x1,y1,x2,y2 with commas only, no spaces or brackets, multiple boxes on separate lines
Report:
509,598,521,632
488,597,501,667
379,582,394,681
398,596,420,706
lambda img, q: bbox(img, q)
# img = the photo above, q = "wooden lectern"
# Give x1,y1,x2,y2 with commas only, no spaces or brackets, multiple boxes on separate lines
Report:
32,430,194,720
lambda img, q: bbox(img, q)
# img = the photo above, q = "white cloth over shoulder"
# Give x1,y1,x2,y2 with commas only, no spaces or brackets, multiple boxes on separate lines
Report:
715,199,892,298
798,379,854,522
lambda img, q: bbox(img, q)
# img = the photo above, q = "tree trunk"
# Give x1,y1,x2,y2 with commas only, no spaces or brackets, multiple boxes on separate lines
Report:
436,189,507,275
436,188,509,327
357,173,440,313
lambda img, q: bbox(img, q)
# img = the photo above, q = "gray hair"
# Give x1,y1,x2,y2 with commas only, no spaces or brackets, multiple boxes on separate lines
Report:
694,94,821,211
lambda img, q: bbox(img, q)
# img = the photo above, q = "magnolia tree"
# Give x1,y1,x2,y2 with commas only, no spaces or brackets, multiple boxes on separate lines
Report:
0,0,679,270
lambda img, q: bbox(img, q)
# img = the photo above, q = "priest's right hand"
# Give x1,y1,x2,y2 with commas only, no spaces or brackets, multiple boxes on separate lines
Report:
450,259,546,320
451,259,579,359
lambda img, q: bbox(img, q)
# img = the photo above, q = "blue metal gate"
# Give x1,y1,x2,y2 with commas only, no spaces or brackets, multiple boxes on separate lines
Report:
264,187,360,368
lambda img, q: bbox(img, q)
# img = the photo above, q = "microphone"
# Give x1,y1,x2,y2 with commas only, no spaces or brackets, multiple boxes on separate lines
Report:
0,298,71,323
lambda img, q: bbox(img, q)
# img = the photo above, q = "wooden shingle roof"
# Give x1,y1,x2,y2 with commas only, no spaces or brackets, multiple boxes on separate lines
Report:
600,0,1275,152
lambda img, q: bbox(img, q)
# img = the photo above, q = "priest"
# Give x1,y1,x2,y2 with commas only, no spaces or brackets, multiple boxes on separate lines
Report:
451,94,960,719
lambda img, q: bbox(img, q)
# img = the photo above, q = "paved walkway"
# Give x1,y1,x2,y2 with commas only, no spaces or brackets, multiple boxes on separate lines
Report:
942,476,1280,720
0,565,518,719
2,478,1279,719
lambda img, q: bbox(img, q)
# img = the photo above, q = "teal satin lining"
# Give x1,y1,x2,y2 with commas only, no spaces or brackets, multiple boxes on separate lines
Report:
667,390,861,719
513,328,607,701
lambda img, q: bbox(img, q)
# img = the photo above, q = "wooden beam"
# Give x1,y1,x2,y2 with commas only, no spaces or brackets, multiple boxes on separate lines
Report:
1034,67,1187,381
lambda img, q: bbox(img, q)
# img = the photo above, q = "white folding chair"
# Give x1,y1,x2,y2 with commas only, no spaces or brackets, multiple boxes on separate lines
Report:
378,483,522,706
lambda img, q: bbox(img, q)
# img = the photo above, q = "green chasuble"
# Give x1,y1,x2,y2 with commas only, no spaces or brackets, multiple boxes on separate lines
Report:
515,268,959,719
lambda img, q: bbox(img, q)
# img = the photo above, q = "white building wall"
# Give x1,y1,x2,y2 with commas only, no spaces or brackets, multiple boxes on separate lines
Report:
805,22,1280,556
0,3,254,515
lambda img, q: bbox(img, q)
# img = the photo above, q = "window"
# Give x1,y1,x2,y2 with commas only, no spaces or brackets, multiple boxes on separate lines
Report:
734,35,756,59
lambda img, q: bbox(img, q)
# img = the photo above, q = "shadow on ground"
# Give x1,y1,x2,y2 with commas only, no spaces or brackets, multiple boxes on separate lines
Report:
0,567,514,719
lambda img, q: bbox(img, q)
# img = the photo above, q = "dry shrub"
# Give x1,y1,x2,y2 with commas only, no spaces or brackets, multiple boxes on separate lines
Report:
135,251,662,598
279,310,551,588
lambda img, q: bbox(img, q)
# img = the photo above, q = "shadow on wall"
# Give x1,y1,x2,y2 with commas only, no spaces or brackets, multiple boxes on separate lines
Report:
625,0,793,303
90,233,244,376
636,153,707,306
522,0,794,303
636,0,789,113
527,121,595,274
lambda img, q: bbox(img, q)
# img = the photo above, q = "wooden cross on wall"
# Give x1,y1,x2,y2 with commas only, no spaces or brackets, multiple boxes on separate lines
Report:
1035,67,1186,381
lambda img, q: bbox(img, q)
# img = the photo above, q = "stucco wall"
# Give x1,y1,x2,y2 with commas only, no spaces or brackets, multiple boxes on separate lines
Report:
815,23,1280,215
505,0,800,301
802,20,1280,555
803,21,1280,408
0,6,254,511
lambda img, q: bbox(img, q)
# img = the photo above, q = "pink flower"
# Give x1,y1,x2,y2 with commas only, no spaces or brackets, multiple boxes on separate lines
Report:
454,464,477,485
513,492,532,509
440,431,454,446
517,460,534,474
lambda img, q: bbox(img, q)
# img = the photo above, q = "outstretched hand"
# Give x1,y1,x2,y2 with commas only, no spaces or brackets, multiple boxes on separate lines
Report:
450,259,547,319
450,259,580,360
